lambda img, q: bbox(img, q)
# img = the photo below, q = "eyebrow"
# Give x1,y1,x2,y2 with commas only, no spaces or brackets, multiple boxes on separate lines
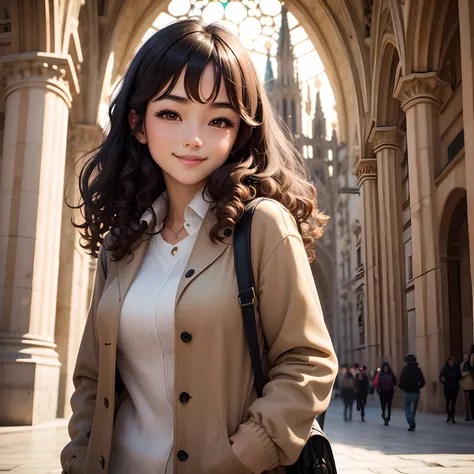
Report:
153,94,235,110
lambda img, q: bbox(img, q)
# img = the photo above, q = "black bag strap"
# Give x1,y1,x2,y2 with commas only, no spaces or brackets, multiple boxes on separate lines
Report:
233,198,266,398
233,198,328,431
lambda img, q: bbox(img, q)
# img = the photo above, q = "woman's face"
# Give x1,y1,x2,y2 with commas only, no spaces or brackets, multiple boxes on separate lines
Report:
448,359,455,367
383,366,389,372
140,64,241,190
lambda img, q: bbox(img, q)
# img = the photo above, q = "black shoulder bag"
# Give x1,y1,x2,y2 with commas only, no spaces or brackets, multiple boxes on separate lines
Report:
233,199,338,474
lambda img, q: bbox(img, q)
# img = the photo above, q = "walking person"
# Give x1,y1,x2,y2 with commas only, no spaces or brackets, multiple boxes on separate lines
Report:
355,365,369,421
341,365,356,422
399,354,425,431
374,362,397,426
461,350,474,420
440,356,462,423
60,18,338,474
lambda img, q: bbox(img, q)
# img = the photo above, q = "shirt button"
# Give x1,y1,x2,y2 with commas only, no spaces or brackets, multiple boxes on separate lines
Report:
224,228,232,237
180,331,192,343
179,392,190,404
177,450,188,462
104,397,109,408
185,269,195,278
100,455,105,469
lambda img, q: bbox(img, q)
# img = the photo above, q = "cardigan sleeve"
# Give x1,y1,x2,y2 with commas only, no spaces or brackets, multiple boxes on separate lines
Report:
60,247,107,472
230,202,338,472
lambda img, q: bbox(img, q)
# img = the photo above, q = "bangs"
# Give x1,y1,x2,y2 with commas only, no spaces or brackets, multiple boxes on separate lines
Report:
140,22,260,127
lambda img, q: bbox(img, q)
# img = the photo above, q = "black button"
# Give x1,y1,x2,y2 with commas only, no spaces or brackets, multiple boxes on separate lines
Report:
179,392,190,404
185,269,195,278
177,450,188,462
100,455,105,469
180,331,192,343
104,397,109,408
224,228,232,237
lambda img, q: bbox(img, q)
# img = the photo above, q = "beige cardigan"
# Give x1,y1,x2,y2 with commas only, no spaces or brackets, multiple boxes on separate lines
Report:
61,199,338,474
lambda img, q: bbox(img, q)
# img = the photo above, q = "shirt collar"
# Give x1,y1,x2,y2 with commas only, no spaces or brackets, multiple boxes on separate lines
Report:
140,188,212,236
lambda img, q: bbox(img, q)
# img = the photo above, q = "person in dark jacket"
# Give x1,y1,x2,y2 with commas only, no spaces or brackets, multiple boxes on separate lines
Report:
399,353,425,431
374,362,397,426
440,356,462,423
341,365,356,422
355,365,369,421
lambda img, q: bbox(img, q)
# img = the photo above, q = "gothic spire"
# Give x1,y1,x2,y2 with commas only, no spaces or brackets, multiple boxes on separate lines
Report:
313,90,326,139
276,4,296,87
264,49,274,93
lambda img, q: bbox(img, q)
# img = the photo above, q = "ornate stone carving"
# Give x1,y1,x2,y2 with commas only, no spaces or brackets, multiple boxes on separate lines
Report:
393,72,451,112
356,158,377,186
372,126,405,153
0,52,79,106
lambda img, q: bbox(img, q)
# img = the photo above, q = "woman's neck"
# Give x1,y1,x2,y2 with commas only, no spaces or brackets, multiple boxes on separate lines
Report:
164,178,205,227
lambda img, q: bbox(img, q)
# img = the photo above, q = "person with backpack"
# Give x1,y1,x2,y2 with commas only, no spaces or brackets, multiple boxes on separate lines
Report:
373,362,397,426
460,352,474,420
355,365,369,421
399,354,426,431
341,365,356,422
440,356,462,423
60,19,338,474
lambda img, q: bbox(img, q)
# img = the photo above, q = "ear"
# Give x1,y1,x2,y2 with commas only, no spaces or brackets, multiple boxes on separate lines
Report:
128,109,147,144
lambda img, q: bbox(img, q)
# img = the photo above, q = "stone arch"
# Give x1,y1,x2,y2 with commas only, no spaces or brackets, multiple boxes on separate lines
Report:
71,0,369,152
370,0,404,127
404,0,459,73
372,37,402,127
439,188,473,361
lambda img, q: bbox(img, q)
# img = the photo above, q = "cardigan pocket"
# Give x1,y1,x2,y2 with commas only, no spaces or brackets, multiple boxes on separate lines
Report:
221,426,253,474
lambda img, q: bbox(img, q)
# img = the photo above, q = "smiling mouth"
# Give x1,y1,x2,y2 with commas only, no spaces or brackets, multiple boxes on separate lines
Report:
173,154,207,161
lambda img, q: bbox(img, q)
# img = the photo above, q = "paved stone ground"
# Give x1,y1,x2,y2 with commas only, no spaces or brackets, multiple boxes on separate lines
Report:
0,398,473,473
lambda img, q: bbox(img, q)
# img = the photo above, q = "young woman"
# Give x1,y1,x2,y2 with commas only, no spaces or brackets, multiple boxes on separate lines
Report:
60,19,337,474
373,362,397,426
440,356,462,423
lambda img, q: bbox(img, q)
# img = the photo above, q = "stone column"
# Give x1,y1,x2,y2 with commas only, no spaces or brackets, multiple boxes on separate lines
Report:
372,127,406,373
55,124,102,419
0,52,79,425
394,72,450,411
356,159,382,370
459,0,474,341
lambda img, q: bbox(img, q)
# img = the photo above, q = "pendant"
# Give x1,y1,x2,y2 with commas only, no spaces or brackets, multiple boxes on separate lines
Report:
171,246,178,256
174,233,178,240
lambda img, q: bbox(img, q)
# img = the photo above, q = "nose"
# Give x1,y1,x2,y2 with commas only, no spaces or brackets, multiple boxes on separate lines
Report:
183,130,203,149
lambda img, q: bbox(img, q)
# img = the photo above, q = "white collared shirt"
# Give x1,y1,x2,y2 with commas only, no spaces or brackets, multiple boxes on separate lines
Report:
109,189,211,474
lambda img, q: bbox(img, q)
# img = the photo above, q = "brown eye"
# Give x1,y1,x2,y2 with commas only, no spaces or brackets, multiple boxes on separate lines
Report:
155,110,180,121
209,118,235,128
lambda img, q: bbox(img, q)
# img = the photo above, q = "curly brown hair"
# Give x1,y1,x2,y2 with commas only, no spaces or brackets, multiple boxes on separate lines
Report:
73,18,328,261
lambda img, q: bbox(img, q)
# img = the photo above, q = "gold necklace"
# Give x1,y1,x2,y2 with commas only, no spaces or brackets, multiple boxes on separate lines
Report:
166,224,185,240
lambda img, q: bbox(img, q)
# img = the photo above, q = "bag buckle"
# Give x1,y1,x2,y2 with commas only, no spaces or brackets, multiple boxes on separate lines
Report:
239,287,256,307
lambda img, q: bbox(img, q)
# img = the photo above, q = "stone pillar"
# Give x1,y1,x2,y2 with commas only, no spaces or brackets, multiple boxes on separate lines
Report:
394,72,450,411
0,52,79,425
356,159,382,370
459,0,474,340
55,124,102,419
372,127,406,373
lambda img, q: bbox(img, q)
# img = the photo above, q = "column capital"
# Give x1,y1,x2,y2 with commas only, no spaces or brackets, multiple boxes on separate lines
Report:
69,124,104,154
356,158,377,187
372,126,405,154
393,72,451,112
0,52,79,107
